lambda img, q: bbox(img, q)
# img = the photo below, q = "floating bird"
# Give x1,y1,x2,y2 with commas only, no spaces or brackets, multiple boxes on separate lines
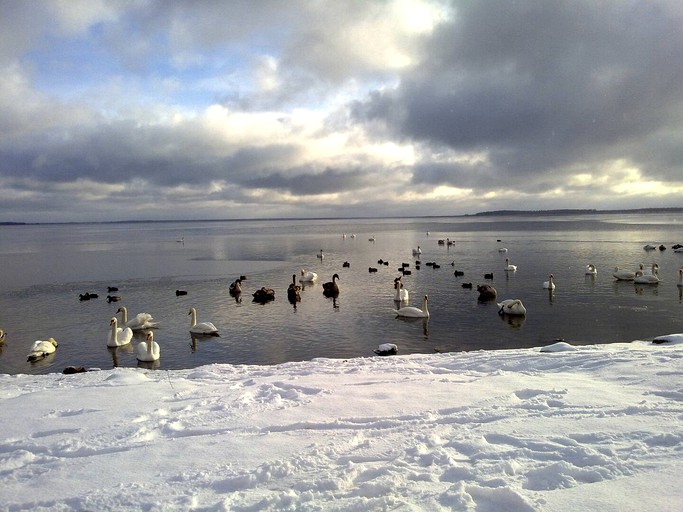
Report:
393,295,429,318
394,278,409,303
106,295,121,303
188,307,220,335
612,267,636,281
107,286,119,292
287,274,301,303
342,261,350,268
498,247,508,252
369,235,376,242
27,338,58,362
453,269,464,276
484,272,494,280
368,267,378,273
634,270,660,284
678,268,683,288
374,343,398,356
117,306,158,330
477,284,497,301
504,258,517,272
108,317,133,347
543,274,556,290
175,289,188,296
323,273,340,297
137,331,160,362
412,246,422,255
497,299,527,316
585,264,597,275
462,282,473,289
643,244,656,251
79,293,98,301
300,269,318,282
317,249,324,259
0,329,5,344
252,287,275,303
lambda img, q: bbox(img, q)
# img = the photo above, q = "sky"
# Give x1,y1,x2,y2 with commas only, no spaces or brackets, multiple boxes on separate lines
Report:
2,0,683,223
1,337,682,510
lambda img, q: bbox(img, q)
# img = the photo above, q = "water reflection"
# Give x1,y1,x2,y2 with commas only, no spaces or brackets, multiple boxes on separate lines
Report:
108,343,135,367
500,314,526,329
137,359,160,370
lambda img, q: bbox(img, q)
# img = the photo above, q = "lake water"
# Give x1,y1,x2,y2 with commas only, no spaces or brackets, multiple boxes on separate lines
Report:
1,213,682,375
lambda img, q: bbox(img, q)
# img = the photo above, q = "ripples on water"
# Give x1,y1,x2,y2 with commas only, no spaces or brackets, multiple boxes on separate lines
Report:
1,213,682,375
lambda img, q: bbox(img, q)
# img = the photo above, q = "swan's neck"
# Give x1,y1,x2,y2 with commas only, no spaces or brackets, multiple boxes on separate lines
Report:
190,310,197,327
120,308,128,324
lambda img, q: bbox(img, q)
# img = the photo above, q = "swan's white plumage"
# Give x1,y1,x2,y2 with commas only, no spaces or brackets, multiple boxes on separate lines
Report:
108,317,133,347
300,269,318,282
136,332,160,362
117,306,158,330
393,295,429,318
27,338,58,361
543,274,556,290
504,258,517,272
585,264,597,275
189,307,219,335
394,279,409,303
634,270,660,284
497,299,527,316
613,267,636,281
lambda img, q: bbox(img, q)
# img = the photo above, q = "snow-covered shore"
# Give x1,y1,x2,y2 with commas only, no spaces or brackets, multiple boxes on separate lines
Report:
1,339,682,511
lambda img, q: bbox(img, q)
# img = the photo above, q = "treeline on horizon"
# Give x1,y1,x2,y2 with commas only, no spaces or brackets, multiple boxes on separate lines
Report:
2,207,683,225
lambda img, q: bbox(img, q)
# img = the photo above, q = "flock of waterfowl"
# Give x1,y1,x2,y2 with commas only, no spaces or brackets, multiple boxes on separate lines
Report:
5,235,683,366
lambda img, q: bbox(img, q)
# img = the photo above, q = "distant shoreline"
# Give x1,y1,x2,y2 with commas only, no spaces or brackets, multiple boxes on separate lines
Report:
2,207,683,226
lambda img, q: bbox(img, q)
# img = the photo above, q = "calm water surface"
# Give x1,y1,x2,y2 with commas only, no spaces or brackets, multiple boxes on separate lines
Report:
1,213,682,375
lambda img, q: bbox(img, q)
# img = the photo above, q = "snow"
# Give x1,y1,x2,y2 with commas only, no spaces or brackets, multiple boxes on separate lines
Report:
1,339,682,511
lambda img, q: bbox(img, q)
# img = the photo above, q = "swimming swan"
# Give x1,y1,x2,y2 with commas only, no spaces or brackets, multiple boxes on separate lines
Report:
188,307,220,336
0,329,5,344
27,338,58,362
287,274,301,303
543,274,556,290
612,267,636,281
497,299,527,316
229,278,243,295
585,264,597,275
393,295,430,318
117,306,158,330
108,317,133,347
323,273,340,297
394,278,409,303
136,331,160,362
300,269,318,282
634,270,661,284
504,258,517,272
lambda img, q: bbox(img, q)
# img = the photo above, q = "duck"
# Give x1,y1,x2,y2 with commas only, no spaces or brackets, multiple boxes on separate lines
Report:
117,306,159,330
374,343,398,356
27,338,58,362
643,244,657,251
394,278,409,303
175,289,188,296
477,284,497,301
300,269,318,282
393,295,429,318
107,286,119,292
543,274,556,290
229,278,243,295
188,307,220,336
322,273,340,297
634,270,661,284
585,264,597,275
107,317,133,347
252,287,276,303
369,235,376,242
612,267,636,281
136,331,160,362
287,274,301,303
504,258,517,272
106,295,122,303
497,299,527,316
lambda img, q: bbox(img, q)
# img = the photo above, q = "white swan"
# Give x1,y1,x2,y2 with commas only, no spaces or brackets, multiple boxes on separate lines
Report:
394,278,409,303
412,246,422,255
27,338,58,362
498,247,508,252
117,306,158,330
497,299,527,316
543,274,556,290
393,295,429,318
316,249,324,259
0,329,5,344
300,269,318,282
613,267,636,281
585,264,597,275
634,270,660,284
108,317,133,347
189,307,220,336
678,268,683,288
136,331,160,362
504,258,517,272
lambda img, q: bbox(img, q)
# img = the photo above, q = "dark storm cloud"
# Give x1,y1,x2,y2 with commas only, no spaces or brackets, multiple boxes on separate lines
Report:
355,0,683,184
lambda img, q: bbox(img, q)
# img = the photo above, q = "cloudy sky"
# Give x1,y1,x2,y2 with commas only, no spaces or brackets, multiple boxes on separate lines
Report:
2,0,683,222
